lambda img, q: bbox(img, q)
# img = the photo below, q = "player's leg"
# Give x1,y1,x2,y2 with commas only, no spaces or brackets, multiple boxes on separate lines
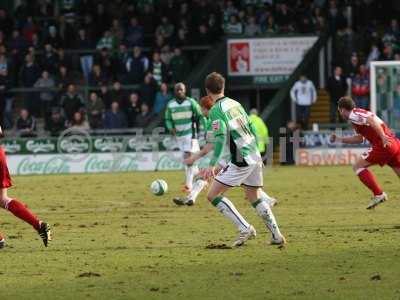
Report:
259,189,278,207
0,188,52,246
242,164,285,245
353,156,386,209
207,165,255,247
183,151,197,192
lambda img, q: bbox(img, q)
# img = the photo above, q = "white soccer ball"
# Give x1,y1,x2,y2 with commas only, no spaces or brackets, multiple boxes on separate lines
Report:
150,179,168,196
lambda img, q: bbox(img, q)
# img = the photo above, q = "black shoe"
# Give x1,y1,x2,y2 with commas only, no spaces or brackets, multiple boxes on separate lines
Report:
173,197,186,206
38,222,52,247
186,199,194,206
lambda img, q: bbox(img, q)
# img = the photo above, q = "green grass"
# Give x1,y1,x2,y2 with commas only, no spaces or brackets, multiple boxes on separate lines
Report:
1,166,400,299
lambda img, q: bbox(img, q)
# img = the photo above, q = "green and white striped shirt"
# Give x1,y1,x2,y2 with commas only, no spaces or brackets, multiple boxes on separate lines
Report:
208,96,261,166
164,97,204,138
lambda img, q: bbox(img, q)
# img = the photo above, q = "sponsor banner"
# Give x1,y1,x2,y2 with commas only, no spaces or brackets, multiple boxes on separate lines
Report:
7,152,211,175
301,131,370,148
0,135,180,155
227,36,317,77
296,148,368,166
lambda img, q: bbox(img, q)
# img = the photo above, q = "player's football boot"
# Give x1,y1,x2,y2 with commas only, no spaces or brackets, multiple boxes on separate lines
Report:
38,222,52,247
173,197,194,206
0,233,5,249
366,192,387,210
271,234,286,246
232,225,256,247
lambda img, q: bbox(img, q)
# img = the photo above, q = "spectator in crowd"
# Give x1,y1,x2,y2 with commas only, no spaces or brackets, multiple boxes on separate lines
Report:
86,92,105,129
74,28,94,81
140,73,157,109
96,30,114,51
290,75,317,130
16,108,36,137
88,64,108,87
0,69,10,128
224,15,243,35
56,65,73,93
195,24,211,45
69,111,90,131
110,19,124,46
99,83,112,110
34,70,55,122
110,81,127,111
351,64,370,110
20,53,40,116
0,9,14,37
175,28,189,47
153,82,171,115
41,43,58,75
366,44,380,68
126,46,146,84
345,54,359,79
45,25,63,49
104,101,127,129
264,16,278,34
244,16,261,36
135,103,152,128
149,51,168,86
46,107,66,136
60,84,84,121
169,47,191,83
281,121,300,165
125,17,144,47
115,43,130,83
126,92,141,127
95,47,113,78
249,108,269,164
327,66,347,123
56,47,72,71
156,16,175,41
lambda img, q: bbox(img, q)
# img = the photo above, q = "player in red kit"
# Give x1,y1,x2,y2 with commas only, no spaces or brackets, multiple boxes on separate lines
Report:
330,97,400,209
0,126,51,248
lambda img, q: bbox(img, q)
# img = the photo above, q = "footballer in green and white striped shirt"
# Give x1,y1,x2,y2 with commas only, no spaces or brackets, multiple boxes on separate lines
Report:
201,72,286,247
165,83,206,193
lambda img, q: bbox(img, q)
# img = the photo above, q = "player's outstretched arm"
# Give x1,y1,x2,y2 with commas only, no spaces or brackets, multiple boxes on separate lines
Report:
330,133,364,144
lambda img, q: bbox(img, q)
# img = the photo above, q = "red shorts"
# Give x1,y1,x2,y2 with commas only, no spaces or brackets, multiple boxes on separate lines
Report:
0,148,12,189
362,138,400,168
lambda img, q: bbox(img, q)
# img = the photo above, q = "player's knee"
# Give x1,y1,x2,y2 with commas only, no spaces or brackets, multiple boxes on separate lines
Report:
207,192,215,202
353,165,366,175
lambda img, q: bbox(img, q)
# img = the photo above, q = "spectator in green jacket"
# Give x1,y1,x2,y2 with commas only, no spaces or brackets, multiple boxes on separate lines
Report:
249,108,269,162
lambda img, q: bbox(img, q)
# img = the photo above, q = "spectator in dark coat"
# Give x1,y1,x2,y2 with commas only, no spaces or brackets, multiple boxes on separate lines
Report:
99,83,112,110
60,84,84,121
86,92,105,129
88,64,108,87
115,44,130,83
74,28,94,81
126,46,145,84
110,81,128,111
125,17,144,47
135,103,152,128
20,53,41,116
153,82,171,115
351,64,370,110
16,108,37,137
169,47,191,83
139,73,157,109
0,69,10,128
327,66,347,123
126,92,141,127
46,107,66,136
41,43,58,75
103,101,128,129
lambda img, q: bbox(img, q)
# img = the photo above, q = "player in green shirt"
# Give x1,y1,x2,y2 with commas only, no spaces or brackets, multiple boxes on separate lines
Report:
165,83,205,193
201,72,285,247
173,96,278,208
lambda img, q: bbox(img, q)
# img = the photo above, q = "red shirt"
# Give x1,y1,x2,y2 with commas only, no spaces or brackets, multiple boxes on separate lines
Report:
349,108,396,148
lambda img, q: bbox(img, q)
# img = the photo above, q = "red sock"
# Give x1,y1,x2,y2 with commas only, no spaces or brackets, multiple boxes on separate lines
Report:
7,199,40,231
357,169,383,196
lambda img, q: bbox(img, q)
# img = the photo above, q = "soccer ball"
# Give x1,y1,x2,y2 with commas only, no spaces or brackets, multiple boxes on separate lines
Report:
150,179,168,196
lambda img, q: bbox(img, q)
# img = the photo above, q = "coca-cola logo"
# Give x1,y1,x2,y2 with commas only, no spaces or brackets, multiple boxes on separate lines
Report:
84,154,139,172
155,154,184,170
16,156,69,175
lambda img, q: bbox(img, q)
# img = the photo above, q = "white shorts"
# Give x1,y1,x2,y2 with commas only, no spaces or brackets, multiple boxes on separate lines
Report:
215,162,263,188
176,136,200,153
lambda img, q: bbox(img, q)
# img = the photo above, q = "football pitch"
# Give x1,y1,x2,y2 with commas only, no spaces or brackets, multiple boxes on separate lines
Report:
2,165,400,300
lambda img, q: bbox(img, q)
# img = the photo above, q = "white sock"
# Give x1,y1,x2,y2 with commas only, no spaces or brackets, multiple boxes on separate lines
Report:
252,199,282,239
185,165,195,189
188,178,207,202
212,196,250,232
259,190,275,207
